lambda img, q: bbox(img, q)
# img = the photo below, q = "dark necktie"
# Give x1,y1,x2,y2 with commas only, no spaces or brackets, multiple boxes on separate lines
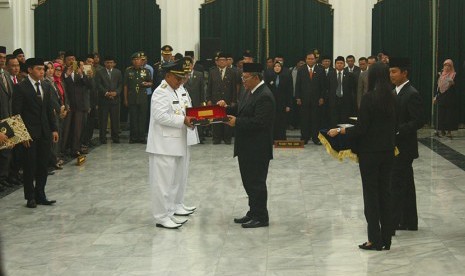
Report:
309,68,313,80
220,69,224,80
108,70,112,80
275,75,280,87
336,72,342,97
35,82,42,99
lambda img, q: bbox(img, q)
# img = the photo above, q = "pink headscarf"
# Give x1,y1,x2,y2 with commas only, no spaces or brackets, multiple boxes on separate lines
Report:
438,59,456,93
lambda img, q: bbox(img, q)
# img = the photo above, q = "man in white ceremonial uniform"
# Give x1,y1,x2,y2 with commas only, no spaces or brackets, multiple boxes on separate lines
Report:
146,58,195,229
174,57,199,216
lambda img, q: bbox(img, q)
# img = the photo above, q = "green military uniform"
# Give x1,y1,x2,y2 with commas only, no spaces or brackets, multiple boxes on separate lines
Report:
153,45,173,88
124,52,152,143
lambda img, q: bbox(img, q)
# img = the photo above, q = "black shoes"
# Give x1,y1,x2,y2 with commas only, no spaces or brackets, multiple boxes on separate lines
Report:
36,198,56,205
358,242,382,251
241,219,269,228
26,199,37,208
234,216,252,224
396,224,418,231
312,139,322,145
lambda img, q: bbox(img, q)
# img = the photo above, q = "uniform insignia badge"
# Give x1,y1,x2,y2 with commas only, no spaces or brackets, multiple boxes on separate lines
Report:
141,71,146,77
161,84,167,88
173,101,179,104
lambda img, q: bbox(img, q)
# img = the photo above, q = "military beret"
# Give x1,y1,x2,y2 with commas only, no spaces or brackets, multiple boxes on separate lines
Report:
0,46,6,54
13,48,24,56
131,52,142,59
26,57,45,68
243,63,262,73
139,51,147,59
162,57,187,77
185,51,194,58
389,57,410,69
161,45,173,55
335,56,345,63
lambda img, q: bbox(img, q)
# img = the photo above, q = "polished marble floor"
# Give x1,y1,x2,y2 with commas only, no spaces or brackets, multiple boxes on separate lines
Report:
1,129,465,275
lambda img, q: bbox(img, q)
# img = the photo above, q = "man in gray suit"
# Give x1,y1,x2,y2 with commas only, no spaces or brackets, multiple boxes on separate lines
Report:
0,46,15,191
95,56,122,144
183,57,205,143
206,52,237,144
357,56,378,110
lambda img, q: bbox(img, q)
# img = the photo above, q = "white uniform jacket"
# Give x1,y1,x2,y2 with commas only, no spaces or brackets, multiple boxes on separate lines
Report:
146,80,187,156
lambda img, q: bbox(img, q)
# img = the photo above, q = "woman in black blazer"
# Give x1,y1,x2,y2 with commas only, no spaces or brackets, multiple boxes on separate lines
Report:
265,61,292,140
328,62,397,251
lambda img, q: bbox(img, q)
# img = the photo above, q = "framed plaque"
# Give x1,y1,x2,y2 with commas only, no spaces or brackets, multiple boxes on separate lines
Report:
186,105,229,125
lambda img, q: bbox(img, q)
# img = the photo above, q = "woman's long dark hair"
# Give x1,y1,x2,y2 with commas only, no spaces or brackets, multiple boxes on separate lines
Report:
367,62,396,116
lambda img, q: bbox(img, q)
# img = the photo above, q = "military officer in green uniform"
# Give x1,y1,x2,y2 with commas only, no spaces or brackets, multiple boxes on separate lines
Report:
153,45,173,88
124,52,153,143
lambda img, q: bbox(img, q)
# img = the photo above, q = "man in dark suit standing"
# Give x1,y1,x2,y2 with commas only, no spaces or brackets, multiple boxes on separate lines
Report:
96,56,122,144
218,63,275,228
0,46,15,191
206,52,237,144
295,52,325,145
327,56,356,127
12,58,59,208
183,57,205,143
389,58,423,232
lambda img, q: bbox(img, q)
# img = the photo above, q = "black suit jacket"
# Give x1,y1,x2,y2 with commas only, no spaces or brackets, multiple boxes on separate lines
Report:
0,71,14,119
265,70,293,112
227,82,275,160
327,70,356,110
12,78,57,140
206,67,237,104
295,65,325,106
184,70,205,107
95,68,123,106
346,92,396,153
63,70,91,111
344,66,361,80
394,82,423,159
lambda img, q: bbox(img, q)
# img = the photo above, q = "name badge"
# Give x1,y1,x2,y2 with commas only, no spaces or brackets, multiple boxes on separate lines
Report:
182,93,186,96
172,101,179,104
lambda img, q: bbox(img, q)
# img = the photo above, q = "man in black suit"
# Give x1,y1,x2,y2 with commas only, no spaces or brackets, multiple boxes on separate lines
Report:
218,63,275,228
63,51,91,156
95,56,122,144
0,46,15,191
206,52,237,144
12,58,59,208
295,52,325,144
327,56,356,127
183,57,206,143
389,58,423,232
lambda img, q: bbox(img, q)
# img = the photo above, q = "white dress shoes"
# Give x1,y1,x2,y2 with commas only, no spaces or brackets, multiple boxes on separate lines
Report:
182,204,196,212
156,218,182,229
174,208,194,216
170,216,188,225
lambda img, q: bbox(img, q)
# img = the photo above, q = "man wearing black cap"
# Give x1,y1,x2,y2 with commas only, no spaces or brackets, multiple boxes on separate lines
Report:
327,56,356,127
218,62,276,228
146,57,195,229
12,57,59,208
153,45,174,88
96,56,122,144
206,52,237,144
0,46,15,192
13,48,27,76
389,57,423,233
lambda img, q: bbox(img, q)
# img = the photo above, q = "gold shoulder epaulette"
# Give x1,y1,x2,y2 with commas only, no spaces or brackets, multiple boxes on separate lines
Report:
161,83,167,88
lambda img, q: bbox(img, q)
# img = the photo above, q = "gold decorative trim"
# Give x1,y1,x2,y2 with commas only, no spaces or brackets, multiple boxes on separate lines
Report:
38,0,47,6
204,0,216,5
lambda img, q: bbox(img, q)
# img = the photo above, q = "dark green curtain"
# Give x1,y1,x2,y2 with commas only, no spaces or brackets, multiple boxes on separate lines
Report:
34,0,91,60
268,0,333,67
97,0,161,71
438,0,465,123
372,0,433,124
200,0,260,61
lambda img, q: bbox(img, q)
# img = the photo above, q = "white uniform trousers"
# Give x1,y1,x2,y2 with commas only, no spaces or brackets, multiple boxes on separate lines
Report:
174,147,190,210
149,153,185,222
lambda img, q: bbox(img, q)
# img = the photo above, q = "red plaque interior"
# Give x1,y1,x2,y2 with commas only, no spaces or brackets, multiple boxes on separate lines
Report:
186,105,228,125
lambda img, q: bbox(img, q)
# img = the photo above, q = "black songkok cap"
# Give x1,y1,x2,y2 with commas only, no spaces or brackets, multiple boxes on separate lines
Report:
185,51,194,58
388,57,410,69
103,56,115,62
242,50,253,58
0,46,6,54
64,50,75,58
26,57,45,68
242,63,262,73
13,48,24,56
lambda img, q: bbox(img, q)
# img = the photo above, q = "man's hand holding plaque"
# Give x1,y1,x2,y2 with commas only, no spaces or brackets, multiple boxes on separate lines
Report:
184,116,195,129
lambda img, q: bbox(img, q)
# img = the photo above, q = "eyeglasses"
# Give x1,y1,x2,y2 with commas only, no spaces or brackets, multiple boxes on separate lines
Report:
241,75,253,82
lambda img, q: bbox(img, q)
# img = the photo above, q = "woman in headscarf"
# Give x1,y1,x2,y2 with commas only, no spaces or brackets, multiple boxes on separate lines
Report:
434,59,458,138
265,61,292,140
53,63,71,160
